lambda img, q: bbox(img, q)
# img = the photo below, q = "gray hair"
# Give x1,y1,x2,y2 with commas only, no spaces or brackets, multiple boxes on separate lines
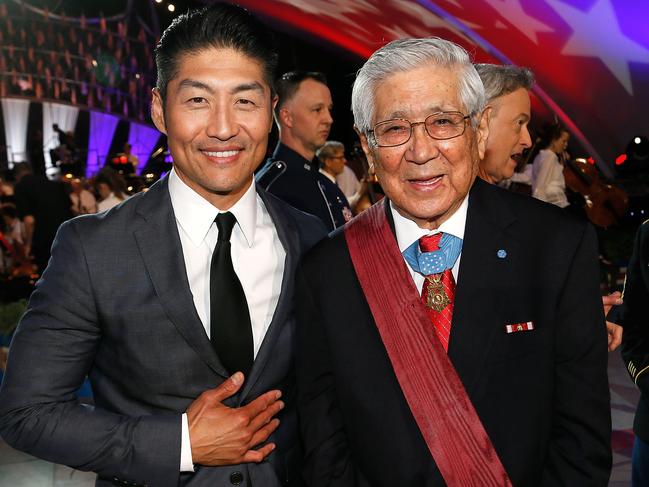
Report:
351,37,486,140
474,63,534,103
316,140,345,162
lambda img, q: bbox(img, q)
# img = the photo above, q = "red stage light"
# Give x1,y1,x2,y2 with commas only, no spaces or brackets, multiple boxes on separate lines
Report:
587,157,595,165
615,154,627,165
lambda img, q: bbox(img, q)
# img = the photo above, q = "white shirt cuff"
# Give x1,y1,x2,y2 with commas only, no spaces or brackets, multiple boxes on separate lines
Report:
180,413,195,472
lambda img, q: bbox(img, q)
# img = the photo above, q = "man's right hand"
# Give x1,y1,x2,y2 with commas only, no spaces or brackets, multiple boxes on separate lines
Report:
187,372,283,466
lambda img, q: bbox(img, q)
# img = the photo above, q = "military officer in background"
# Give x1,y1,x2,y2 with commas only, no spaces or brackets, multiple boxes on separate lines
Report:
257,71,352,230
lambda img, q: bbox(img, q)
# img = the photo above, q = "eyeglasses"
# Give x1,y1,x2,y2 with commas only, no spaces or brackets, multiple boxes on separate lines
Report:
368,111,471,147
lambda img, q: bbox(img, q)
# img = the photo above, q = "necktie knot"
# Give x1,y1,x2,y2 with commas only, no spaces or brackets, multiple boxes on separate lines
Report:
419,233,442,253
215,212,237,242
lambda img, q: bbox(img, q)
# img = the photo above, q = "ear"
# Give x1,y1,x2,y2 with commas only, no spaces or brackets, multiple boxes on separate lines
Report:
269,94,279,133
279,106,293,129
151,88,167,135
354,125,376,172
475,107,491,161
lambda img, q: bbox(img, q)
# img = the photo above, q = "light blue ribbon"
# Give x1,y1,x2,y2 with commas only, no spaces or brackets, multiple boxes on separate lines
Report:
402,233,462,276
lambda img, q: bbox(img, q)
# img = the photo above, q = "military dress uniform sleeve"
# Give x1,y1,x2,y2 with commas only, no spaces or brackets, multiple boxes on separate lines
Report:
620,222,649,403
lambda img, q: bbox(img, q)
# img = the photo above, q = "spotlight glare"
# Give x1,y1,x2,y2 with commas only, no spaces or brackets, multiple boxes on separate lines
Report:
635,137,642,144
91,59,98,67
168,4,175,12
155,0,162,3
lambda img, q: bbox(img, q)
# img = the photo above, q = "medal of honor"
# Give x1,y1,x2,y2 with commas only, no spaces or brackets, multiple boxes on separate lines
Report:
425,274,450,312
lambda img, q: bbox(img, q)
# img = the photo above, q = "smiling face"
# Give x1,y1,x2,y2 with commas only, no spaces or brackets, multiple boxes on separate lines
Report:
480,87,532,184
359,65,488,230
151,47,275,209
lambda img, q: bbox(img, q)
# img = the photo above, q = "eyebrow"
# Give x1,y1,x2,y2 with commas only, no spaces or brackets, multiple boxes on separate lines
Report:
176,79,266,95
178,79,214,94
231,81,265,95
384,106,455,119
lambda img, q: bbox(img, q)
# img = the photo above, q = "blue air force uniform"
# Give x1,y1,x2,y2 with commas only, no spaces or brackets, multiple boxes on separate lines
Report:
256,143,352,231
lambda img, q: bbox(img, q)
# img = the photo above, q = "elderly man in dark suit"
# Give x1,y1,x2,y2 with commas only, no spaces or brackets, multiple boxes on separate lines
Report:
0,5,324,487
295,38,611,486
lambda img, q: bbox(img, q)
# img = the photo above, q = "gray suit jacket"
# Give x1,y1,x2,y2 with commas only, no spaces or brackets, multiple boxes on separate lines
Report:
0,176,326,487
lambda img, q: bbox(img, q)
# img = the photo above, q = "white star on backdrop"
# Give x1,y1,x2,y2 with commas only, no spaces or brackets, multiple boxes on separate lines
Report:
484,0,553,43
547,0,649,95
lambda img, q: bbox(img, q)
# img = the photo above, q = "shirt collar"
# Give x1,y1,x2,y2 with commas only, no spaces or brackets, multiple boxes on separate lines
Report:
319,168,337,184
391,194,469,253
168,168,257,248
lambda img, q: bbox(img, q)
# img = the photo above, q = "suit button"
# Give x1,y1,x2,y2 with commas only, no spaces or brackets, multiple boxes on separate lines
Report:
230,471,244,485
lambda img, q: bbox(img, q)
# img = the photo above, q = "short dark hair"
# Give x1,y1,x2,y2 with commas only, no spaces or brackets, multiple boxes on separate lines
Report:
155,4,279,102
474,64,534,103
274,71,328,117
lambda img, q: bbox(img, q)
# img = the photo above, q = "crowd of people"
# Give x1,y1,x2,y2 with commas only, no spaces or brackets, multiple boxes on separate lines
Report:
0,166,129,295
0,3,155,120
0,3,647,487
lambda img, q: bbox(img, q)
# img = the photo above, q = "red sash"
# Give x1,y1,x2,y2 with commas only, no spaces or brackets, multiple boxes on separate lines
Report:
344,199,511,486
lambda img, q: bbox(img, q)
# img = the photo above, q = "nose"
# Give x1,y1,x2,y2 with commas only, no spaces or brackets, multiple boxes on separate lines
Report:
520,126,532,149
407,122,439,164
323,107,333,125
206,105,238,140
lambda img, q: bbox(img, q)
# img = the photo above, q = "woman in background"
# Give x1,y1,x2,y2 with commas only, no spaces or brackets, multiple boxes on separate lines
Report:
531,124,570,208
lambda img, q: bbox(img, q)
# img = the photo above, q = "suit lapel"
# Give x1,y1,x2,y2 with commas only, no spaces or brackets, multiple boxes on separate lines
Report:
240,188,300,400
449,179,520,393
133,177,229,378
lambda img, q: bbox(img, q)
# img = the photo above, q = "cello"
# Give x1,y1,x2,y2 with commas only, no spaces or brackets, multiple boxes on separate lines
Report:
563,157,628,228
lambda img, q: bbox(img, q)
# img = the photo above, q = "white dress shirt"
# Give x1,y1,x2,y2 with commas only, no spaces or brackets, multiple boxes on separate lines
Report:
390,195,469,293
168,169,286,471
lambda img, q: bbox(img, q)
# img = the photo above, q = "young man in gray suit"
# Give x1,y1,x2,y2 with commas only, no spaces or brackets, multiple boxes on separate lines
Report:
0,5,325,487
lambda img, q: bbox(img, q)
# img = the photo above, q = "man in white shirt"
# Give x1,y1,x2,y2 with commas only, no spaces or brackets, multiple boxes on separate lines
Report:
0,5,325,487
316,140,364,213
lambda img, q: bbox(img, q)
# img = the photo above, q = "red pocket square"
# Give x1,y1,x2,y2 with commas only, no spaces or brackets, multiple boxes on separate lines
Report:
505,321,535,333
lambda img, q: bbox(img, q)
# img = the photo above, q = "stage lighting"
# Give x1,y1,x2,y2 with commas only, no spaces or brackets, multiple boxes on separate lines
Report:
155,0,163,3
168,4,175,12
627,135,649,161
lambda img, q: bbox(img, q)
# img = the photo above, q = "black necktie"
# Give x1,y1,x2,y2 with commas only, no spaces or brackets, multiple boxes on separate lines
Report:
210,212,253,377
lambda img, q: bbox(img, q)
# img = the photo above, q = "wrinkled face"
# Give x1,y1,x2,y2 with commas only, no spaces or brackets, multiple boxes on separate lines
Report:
359,65,488,230
480,88,531,184
282,79,333,153
324,148,346,176
151,47,275,209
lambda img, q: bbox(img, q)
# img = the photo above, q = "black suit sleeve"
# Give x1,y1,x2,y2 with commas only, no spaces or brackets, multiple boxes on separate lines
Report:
0,220,181,487
295,263,370,487
541,222,612,486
